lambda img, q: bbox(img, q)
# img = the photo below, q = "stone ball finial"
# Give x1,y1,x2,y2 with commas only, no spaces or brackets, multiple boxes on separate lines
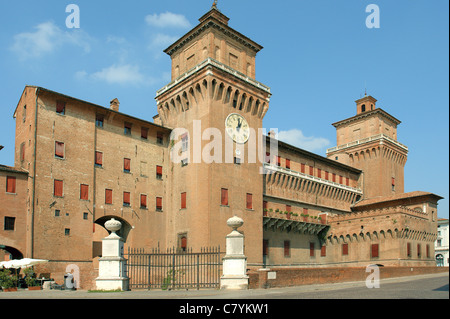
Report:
105,218,122,236
227,215,244,231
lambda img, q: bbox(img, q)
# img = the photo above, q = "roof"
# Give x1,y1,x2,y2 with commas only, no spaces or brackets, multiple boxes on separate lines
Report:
17,86,171,132
0,164,28,175
331,108,401,128
353,191,444,209
265,135,362,174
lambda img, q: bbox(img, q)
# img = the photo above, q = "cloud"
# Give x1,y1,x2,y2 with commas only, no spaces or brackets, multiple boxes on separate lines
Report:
150,33,179,49
277,129,330,153
10,21,91,60
145,12,191,28
90,64,148,85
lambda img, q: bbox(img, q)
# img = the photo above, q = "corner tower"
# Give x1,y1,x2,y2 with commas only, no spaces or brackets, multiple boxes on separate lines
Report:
327,95,408,199
155,4,271,266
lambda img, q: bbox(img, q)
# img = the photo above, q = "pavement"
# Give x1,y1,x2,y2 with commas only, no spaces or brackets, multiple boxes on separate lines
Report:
0,271,448,300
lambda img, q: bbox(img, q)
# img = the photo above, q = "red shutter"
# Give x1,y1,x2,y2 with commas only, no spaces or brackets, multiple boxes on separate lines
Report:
276,156,281,166
55,142,64,158
124,158,131,171
286,159,291,169
407,243,411,257
105,189,113,204
56,101,65,113
332,173,336,182
325,171,329,180
284,241,290,257
309,166,313,175
141,127,148,139
141,194,147,208
301,163,305,173
6,176,16,193
181,237,187,250
181,192,187,209
310,242,315,257
80,184,89,200
95,152,103,166
156,165,163,176
156,197,163,210
221,188,228,206
303,208,308,215
246,193,252,210
54,180,63,197
286,205,291,213
371,244,379,258
339,175,343,184
317,168,321,178
123,192,130,205
346,178,350,186
263,201,268,209
321,245,327,257
392,177,395,186
342,243,349,255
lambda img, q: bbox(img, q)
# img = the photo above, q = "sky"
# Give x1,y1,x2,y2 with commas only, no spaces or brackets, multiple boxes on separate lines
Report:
0,0,448,218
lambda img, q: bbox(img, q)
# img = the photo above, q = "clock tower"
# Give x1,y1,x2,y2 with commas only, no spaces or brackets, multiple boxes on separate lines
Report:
155,4,271,265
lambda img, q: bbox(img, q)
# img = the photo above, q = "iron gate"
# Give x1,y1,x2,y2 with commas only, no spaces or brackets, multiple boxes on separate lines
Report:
125,246,223,290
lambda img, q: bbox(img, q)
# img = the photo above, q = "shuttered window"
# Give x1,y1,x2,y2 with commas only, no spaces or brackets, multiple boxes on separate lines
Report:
54,180,63,197
95,151,103,166
156,165,163,179
417,244,421,258
284,241,290,257
317,168,321,178
105,189,113,204
156,197,163,211
181,192,187,209
309,166,313,176
80,184,89,200
56,101,65,114
342,243,349,255
301,163,305,173
286,159,291,169
124,158,131,172
286,205,291,213
371,244,379,258
6,176,16,194
310,242,315,257
123,192,131,206
407,243,412,257
140,194,147,209
55,142,64,158
321,245,327,257
246,193,253,210
325,171,329,180
141,127,149,140
263,240,269,256
221,188,228,206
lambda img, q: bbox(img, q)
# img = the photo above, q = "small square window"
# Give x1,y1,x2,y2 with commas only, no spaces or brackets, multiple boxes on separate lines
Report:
83,212,89,220
55,210,60,217
96,115,104,128
4,217,15,231
141,127,149,140
55,141,65,159
157,132,164,144
65,228,70,236
124,123,132,135
56,101,66,115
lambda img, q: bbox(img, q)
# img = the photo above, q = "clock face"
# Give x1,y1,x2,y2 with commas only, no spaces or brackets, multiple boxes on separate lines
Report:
225,113,250,144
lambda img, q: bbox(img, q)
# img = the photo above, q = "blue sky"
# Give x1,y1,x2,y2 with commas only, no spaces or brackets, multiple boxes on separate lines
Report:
0,0,448,218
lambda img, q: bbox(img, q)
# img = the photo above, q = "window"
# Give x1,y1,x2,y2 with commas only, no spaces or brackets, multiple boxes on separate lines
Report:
22,105,27,122
80,184,89,200
321,245,327,257
407,243,412,257
263,201,268,209
140,194,147,209
310,242,315,257
392,177,395,191
361,104,366,112
124,122,132,135
346,178,350,187
156,197,163,211
317,168,322,178
286,159,291,169
426,245,430,258
123,192,131,207
276,156,281,166
300,163,305,174
56,101,65,115
156,165,163,179
284,241,290,257
124,158,131,173
303,208,309,215
263,240,269,256
179,235,188,253
234,157,241,165
371,244,379,258
342,243,349,256
83,212,89,220
65,228,70,236
265,152,271,163
182,133,189,152
339,175,343,184
157,132,164,144
417,244,421,258
55,210,60,217
221,188,228,206
181,192,187,209
105,189,113,205
55,141,65,159
286,205,291,213
95,151,103,167
4,217,15,231
325,171,329,180
141,127,149,140
6,176,16,194
96,115,104,128
332,173,336,182
246,193,253,210
309,166,313,176
54,179,63,197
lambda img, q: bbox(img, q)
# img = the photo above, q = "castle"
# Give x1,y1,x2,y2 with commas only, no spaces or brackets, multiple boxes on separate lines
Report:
0,5,443,289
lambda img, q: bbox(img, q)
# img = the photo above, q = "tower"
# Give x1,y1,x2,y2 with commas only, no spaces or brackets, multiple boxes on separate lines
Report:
155,5,271,265
327,95,408,199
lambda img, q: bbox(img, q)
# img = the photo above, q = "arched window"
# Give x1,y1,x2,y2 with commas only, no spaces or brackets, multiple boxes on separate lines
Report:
361,104,366,112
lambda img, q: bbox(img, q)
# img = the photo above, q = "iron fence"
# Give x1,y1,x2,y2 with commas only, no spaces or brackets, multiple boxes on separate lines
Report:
125,246,223,290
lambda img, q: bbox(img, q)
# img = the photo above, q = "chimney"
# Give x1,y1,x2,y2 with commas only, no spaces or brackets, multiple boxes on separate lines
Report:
110,98,120,112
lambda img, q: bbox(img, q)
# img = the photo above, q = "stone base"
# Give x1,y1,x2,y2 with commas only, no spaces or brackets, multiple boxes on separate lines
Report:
220,275,249,290
95,277,129,291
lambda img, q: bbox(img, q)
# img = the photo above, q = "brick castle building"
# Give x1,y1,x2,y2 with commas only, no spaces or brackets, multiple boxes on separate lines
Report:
0,5,443,289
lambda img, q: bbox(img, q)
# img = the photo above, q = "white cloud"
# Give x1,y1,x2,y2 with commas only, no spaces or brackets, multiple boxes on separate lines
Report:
145,12,191,28
10,21,91,60
90,64,147,86
150,33,179,48
277,129,330,153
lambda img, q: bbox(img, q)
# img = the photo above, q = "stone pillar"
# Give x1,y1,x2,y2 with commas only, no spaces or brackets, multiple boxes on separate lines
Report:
220,216,249,290
95,218,129,291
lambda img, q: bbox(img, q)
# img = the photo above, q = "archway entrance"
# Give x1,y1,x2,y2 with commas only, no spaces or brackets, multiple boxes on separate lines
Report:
0,245,24,261
92,216,132,258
